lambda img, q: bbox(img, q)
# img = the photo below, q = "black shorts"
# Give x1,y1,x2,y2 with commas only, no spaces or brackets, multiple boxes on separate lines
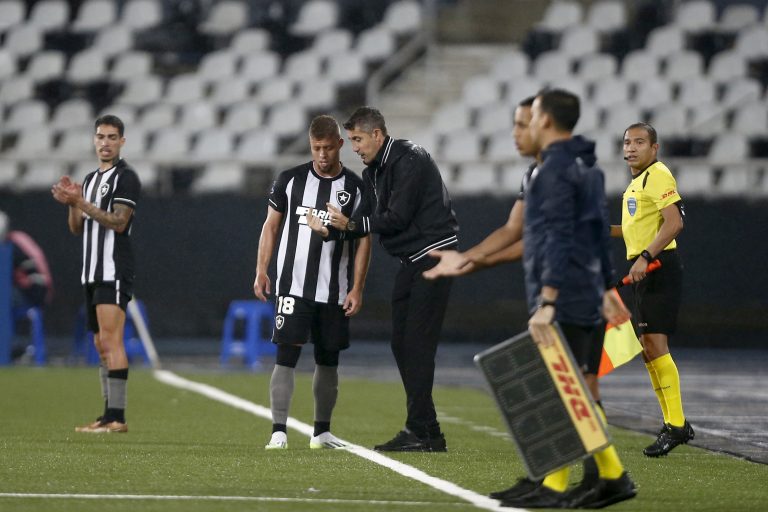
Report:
272,295,350,351
84,280,132,333
630,250,683,336
560,322,603,375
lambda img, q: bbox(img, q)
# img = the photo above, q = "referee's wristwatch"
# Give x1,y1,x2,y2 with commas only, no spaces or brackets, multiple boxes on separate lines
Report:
537,297,556,309
346,219,356,232
640,249,654,262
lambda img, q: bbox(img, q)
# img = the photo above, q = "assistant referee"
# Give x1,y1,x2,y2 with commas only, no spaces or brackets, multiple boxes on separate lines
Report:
612,122,694,457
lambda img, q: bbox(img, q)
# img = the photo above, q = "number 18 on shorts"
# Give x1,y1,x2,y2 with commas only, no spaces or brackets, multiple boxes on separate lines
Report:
272,295,350,351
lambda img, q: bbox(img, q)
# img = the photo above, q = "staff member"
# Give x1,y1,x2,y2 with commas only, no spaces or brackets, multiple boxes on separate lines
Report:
612,122,694,457
321,106,459,452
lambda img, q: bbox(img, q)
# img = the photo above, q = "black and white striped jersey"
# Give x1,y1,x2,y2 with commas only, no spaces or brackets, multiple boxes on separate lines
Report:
269,162,364,305
80,159,141,285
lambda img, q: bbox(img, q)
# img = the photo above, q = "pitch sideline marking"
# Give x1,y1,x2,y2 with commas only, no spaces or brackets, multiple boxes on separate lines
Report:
153,370,511,512
0,492,469,507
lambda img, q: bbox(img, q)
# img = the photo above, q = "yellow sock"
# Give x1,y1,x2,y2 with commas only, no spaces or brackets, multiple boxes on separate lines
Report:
645,361,669,423
651,353,685,427
542,467,570,493
592,405,624,479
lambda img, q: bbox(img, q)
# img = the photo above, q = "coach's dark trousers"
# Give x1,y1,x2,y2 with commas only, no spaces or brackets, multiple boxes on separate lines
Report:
391,257,452,438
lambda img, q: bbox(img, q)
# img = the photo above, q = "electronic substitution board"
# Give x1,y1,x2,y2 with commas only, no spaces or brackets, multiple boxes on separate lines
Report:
474,324,610,479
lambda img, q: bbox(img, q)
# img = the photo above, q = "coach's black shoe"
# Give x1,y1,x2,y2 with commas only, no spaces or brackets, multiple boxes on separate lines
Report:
374,430,447,452
500,485,569,508
643,420,694,457
568,472,636,509
489,477,542,500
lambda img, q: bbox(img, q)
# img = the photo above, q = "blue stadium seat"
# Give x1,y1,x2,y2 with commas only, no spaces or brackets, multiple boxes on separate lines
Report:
220,300,275,370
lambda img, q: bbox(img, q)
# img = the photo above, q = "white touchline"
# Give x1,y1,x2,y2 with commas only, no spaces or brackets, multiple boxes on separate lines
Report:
0,493,468,507
152,370,515,512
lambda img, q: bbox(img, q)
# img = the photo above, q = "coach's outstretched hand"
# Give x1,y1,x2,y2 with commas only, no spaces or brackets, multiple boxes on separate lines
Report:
306,209,329,238
423,250,474,280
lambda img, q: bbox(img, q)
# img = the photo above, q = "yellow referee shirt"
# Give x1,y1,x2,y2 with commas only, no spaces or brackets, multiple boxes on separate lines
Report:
621,161,681,259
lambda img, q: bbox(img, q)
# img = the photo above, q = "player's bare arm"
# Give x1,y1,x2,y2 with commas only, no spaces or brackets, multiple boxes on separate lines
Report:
628,204,683,282
345,235,371,317
610,225,623,237
78,202,134,234
254,207,282,301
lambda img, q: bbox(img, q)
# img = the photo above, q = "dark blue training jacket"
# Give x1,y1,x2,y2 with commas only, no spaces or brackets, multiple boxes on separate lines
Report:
522,135,615,326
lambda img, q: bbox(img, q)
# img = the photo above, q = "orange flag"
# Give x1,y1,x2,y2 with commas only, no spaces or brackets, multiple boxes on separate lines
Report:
598,319,643,377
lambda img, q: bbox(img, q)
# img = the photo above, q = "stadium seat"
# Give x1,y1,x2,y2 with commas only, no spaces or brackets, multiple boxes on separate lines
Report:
675,163,713,196
267,102,306,137
490,50,529,83
499,162,528,192
603,166,628,195
709,133,749,165
664,51,704,81
577,53,618,81
99,104,138,125
240,51,280,82
92,25,132,57
219,300,275,370
719,4,759,31
313,29,353,57
208,78,252,107
621,50,660,81
505,77,544,104
602,104,643,135
717,165,756,196
200,0,248,36
23,51,66,82
533,50,572,81
193,162,245,193
674,0,715,31
121,0,163,31
721,77,763,106
192,129,235,161
256,77,295,105
0,160,19,188
27,0,69,31
325,52,365,85
17,160,64,190
356,26,396,63
632,78,672,109
230,29,270,55
290,0,338,37
576,104,599,133
111,51,153,80
585,131,620,162
71,0,118,32
485,131,519,162
461,75,501,109
117,76,163,105
136,103,177,132
585,0,626,33
649,103,689,137
677,78,716,107
452,163,498,194
537,0,583,31
4,26,43,58
147,131,189,163
120,128,149,157
439,129,481,163
164,74,205,105
689,103,727,137
4,100,49,132
559,26,599,57
431,103,471,135
236,129,278,163
55,128,95,159
590,77,630,108
178,103,217,133
734,27,768,58
0,1,24,35
66,50,108,83
383,1,423,35
222,103,264,134
731,102,768,135
284,51,323,81
645,26,685,57
296,79,335,110
0,50,15,81
50,99,93,131
475,102,513,136
708,50,747,81
0,77,33,107
197,50,238,81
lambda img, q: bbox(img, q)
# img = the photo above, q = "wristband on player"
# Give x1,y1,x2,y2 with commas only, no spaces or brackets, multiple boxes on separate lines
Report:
640,249,654,262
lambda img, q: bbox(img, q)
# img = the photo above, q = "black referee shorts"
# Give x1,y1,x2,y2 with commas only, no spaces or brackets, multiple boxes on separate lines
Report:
84,280,132,333
630,249,683,336
272,295,350,351
560,322,603,376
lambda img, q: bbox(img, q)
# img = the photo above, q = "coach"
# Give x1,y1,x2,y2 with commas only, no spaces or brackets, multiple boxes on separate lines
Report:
324,106,459,452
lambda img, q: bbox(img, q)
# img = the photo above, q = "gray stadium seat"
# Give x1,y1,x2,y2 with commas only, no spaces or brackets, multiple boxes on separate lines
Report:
256,77,295,105
148,131,189,163
533,50,572,81
585,0,626,33
267,102,307,137
4,26,43,57
111,51,153,80
0,160,18,188
5,128,52,158
674,0,715,31
356,27,396,63
499,162,528,192
719,4,760,31
559,26,599,57
193,163,245,193
71,0,117,32
290,0,338,37
675,163,713,196
50,99,93,131
164,74,205,105
485,131,518,163
222,103,264,134
537,0,583,31
602,104,643,135
24,51,66,82
676,78,716,107
383,1,423,35
178,103,217,133
99,104,138,126
17,161,66,190
27,0,69,31
590,77,630,108
689,103,727,137
92,25,132,57
734,27,768,58
313,29,353,57
649,104,689,137
296,79,335,110
324,52,365,85
283,51,323,82
4,100,49,132
717,165,756,197
632,78,672,109
731,102,768,135
475,102,513,136
66,50,108,83
708,50,747,81
117,76,163,105
431,103,471,135
645,26,685,57
490,50,529,83
240,51,280,82
461,75,501,109
452,163,498,194
230,29,270,55
577,53,618,81
236,129,278,163
621,50,660,81
55,128,96,159
603,166,628,195
136,103,177,132
192,129,235,161
709,133,749,165
0,50,15,81
209,78,253,107
575,104,599,133
0,77,33,107
721,77,763,106
439,129,481,163
121,0,163,31
505,77,544,104
664,51,704,81
200,1,248,36
0,1,24,35
197,51,238,82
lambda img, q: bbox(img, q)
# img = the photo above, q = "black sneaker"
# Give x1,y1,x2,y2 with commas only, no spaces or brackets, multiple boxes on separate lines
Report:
568,471,637,509
500,485,570,509
643,420,695,457
373,430,447,452
489,477,542,500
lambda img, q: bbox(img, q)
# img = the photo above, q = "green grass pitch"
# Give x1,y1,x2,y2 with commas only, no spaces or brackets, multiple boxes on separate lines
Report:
1,366,766,511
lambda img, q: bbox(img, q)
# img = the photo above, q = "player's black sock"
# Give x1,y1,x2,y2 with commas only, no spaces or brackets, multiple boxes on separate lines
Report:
313,421,330,437
105,408,125,423
272,423,287,434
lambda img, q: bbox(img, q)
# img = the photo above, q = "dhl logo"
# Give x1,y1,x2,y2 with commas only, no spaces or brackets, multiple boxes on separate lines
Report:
660,189,677,200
